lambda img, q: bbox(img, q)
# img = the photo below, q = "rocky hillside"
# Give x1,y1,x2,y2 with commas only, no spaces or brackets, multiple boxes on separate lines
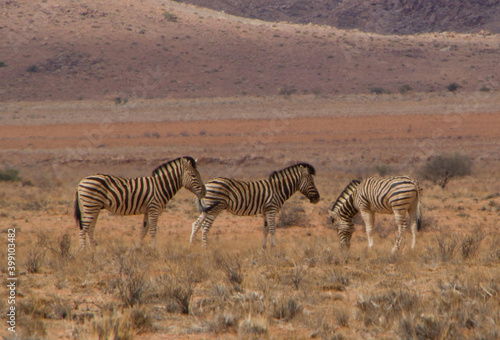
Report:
175,0,500,35
0,0,498,102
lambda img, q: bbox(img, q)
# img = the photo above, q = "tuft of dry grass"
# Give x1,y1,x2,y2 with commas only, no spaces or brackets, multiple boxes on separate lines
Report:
238,315,269,337
272,296,302,321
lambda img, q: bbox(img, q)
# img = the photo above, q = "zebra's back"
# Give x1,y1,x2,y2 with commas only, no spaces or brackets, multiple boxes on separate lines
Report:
356,176,419,214
202,177,273,216
77,174,158,216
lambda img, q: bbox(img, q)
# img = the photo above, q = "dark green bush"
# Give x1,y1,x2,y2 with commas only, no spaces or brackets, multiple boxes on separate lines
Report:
446,82,460,92
370,87,391,95
399,84,412,94
27,64,40,73
0,167,20,182
418,153,471,188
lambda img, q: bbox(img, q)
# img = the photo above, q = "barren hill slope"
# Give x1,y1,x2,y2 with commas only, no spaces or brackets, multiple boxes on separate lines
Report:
0,0,498,101
175,0,500,35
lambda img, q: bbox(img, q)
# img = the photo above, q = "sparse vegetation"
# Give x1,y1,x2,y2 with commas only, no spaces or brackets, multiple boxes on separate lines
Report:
114,97,128,105
163,11,178,22
418,153,472,188
26,233,48,273
277,204,307,228
1,91,499,338
272,296,301,321
26,64,40,73
0,167,20,182
460,231,485,260
374,164,392,176
447,82,461,92
278,85,297,96
5,179,500,338
370,86,391,95
399,84,412,94
116,251,150,307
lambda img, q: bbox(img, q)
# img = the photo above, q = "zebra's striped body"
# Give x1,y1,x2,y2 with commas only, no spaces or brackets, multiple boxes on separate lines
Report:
328,176,422,253
75,157,205,249
191,163,320,248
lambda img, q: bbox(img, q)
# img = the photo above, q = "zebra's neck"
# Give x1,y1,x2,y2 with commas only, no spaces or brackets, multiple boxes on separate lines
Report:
335,193,358,222
153,162,183,202
331,180,360,222
269,173,299,203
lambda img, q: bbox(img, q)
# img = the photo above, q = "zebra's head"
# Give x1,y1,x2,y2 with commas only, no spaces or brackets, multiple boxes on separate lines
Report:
181,157,206,199
328,209,355,248
297,163,320,204
328,179,361,249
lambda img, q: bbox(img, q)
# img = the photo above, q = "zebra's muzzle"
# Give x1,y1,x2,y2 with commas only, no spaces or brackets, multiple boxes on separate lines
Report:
309,194,320,204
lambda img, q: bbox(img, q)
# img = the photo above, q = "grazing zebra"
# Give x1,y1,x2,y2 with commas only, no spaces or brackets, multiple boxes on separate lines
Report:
75,156,206,249
190,163,320,249
328,176,422,253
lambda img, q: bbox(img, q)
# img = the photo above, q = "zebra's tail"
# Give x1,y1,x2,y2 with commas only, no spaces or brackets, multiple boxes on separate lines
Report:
415,183,423,232
195,198,205,213
74,191,83,230
195,198,219,213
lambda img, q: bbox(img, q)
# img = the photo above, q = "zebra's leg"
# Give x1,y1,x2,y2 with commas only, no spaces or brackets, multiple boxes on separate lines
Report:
147,211,160,248
262,218,269,249
360,210,375,248
263,210,278,249
81,210,101,250
408,204,418,250
201,206,224,248
137,212,149,248
392,210,408,253
190,212,206,244
200,215,217,249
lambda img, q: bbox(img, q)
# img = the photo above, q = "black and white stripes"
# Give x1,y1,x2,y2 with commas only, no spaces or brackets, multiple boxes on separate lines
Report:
74,157,205,249
328,176,422,253
73,158,424,253
190,163,320,248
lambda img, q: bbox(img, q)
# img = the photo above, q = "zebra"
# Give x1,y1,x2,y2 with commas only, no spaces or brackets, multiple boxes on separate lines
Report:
328,176,422,253
74,156,206,249
190,163,320,249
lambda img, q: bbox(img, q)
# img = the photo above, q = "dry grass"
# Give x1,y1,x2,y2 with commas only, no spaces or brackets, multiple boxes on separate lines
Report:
0,147,499,339
3,216,499,339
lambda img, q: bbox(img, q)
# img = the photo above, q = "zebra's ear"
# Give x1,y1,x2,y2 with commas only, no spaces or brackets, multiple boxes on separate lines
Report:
183,156,197,168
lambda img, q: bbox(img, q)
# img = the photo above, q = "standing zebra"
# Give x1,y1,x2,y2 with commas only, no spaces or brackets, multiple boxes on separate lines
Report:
75,156,205,249
328,176,422,253
190,163,320,249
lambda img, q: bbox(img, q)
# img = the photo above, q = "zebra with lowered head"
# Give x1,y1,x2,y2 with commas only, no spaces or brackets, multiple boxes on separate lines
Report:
75,156,206,249
190,163,320,249
328,176,422,253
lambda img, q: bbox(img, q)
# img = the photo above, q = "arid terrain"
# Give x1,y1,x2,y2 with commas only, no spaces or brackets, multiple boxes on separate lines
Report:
1,0,500,339
176,0,500,35
1,93,500,339
0,0,499,101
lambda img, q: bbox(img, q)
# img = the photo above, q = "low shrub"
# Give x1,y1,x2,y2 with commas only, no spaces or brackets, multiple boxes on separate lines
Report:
418,153,472,188
0,167,21,182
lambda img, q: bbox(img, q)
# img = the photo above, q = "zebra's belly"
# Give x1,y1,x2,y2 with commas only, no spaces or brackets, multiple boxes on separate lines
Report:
103,201,148,216
358,201,394,215
370,206,395,215
226,204,263,216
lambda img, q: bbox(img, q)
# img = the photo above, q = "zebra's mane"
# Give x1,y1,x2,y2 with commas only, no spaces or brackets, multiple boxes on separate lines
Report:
330,179,361,211
269,162,316,180
152,156,197,176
